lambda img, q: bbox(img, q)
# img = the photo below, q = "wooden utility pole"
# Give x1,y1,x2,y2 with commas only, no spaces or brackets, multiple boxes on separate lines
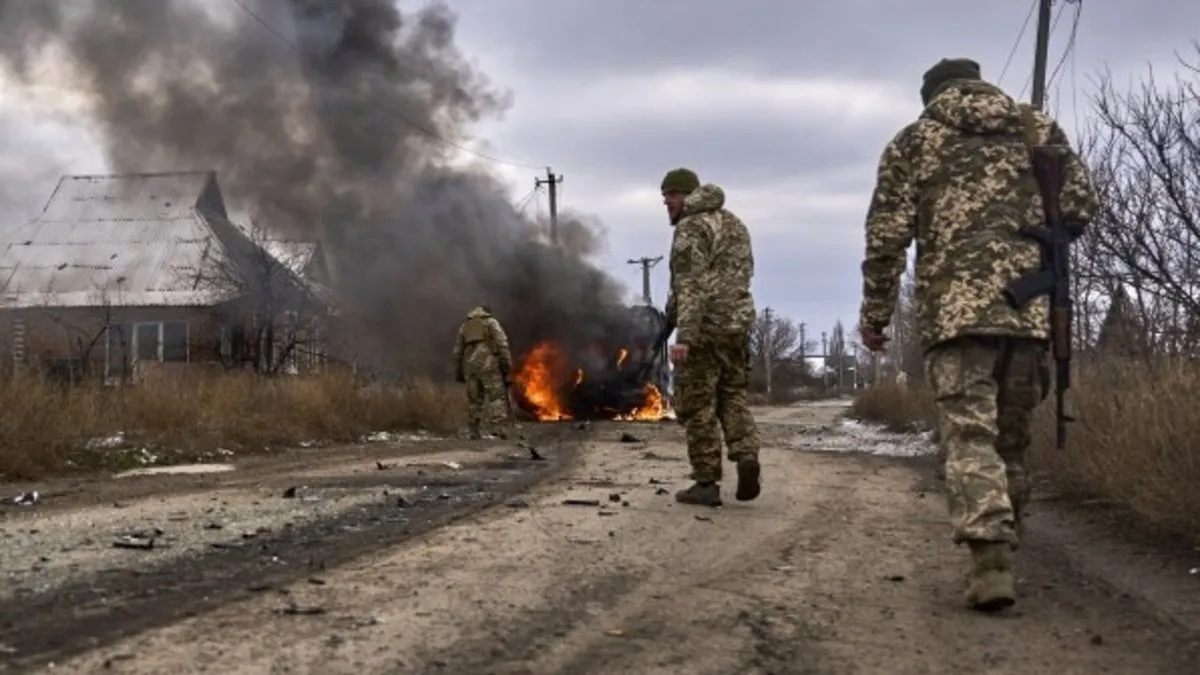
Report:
534,167,563,245
821,330,829,392
1030,0,1054,110
626,256,663,306
763,308,774,396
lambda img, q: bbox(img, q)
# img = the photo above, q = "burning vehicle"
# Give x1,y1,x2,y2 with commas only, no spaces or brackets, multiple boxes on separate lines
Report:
512,304,674,422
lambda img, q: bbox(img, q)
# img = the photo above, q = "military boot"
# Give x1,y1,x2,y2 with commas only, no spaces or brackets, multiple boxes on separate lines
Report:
467,425,482,440
965,540,1016,612
675,482,723,507
735,457,761,502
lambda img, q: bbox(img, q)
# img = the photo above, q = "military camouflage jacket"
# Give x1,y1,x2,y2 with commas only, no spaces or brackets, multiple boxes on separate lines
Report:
452,306,512,374
859,79,1098,350
667,183,756,344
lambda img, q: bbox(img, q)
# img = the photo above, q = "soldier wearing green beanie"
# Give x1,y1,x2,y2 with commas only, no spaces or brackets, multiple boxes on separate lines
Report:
858,56,1098,612
659,167,761,508
920,57,982,105
661,167,700,195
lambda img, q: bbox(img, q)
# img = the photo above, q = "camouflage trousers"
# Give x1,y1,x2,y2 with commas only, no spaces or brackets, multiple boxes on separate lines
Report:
674,332,760,483
464,367,509,435
926,336,1049,545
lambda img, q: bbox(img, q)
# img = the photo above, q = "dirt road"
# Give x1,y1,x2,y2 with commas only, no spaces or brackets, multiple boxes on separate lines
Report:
4,403,1199,674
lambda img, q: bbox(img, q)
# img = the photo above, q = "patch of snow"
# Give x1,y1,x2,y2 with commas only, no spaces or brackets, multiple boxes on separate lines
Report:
795,399,853,408
115,463,236,478
86,432,129,450
361,431,443,443
788,419,936,458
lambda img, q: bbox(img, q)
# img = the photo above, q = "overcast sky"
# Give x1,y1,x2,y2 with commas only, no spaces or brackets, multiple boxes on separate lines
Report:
2,1,1199,350
448,0,1200,347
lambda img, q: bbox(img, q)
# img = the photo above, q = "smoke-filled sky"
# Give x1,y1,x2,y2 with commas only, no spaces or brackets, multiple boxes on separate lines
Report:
1,0,1199,357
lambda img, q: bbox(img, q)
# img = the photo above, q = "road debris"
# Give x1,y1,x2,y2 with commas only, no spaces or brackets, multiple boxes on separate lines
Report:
608,493,622,502
376,461,392,470
519,442,545,460
11,491,39,506
442,461,463,470
276,602,326,616
620,432,642,443
282,486,299,499
563,498,602,507
113,535,156,550
694,515,713,522
101,652,134,669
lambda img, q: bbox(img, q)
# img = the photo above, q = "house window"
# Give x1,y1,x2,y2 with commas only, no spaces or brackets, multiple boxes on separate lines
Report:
128,320,190,366
163,322,188,362
47,357,83,385
106,324,130,380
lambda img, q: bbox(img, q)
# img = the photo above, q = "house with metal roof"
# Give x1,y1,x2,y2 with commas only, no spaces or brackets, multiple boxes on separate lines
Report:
0,170,333,382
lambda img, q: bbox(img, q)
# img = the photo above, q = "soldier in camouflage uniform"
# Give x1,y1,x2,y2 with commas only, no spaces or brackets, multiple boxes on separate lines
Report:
661,168,762,508
452,305,514,440
857,59,1097,611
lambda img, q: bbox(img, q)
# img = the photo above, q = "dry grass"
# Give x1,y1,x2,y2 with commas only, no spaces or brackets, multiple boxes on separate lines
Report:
851,357,1200,544
849,379,936,433
0,372,466,480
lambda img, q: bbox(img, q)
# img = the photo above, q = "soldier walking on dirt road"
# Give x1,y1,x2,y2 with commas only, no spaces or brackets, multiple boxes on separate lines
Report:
453,305,514,440
661,167,762,508
857,58,1097,612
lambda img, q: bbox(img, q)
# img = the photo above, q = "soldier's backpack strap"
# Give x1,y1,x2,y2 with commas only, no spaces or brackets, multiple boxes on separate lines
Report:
1018,105,1040,149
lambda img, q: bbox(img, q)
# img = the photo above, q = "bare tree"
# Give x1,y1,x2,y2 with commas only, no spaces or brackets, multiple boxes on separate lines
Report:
750,310,799,368
194,217,330,375
1079,45,1200,356
881,269,924,380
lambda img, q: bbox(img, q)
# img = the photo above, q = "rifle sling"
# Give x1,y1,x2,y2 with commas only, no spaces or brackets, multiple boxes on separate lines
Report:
1016,105,1056,370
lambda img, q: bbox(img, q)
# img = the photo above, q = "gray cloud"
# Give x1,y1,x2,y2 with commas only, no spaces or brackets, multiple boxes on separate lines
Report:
450,0,1200,339
3,0,1197,354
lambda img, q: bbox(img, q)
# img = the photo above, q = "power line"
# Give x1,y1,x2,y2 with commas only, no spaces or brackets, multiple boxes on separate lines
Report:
515,187,539,218
230,0,546,170
1020,0,1067,100
1047,1,1083,93
998,0,1038,87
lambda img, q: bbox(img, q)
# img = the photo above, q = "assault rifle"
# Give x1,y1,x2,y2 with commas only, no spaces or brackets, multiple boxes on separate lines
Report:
1001,145,1084,450
631,316,676,385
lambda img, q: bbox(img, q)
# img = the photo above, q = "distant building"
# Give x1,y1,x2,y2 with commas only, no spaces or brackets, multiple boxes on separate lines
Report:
0,171,333,383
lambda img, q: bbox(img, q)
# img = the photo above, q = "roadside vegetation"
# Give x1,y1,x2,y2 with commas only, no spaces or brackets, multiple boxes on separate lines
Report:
0,372,464,479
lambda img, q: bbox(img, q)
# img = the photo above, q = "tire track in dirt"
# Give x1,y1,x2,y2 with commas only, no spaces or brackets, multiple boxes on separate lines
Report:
0,445,578,674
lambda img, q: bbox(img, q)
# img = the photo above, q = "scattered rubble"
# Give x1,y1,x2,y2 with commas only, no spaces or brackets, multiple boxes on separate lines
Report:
11,491,39,506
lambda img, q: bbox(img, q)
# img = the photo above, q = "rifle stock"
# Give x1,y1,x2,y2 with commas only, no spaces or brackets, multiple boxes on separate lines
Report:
1003,145,1076,450
633,318,676,383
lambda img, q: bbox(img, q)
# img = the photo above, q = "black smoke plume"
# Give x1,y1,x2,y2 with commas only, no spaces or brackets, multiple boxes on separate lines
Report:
0,0,644,378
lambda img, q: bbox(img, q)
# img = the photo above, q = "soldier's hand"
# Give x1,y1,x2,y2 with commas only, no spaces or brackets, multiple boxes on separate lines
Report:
860,325,890,353
669,343,689,364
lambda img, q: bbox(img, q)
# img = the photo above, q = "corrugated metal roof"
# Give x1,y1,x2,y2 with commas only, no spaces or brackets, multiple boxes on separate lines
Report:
261,240,316,277
0,172,239,309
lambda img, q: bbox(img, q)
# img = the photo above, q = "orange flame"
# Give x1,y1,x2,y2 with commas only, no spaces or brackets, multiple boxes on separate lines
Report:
512,342,572,421
513,340,673,422
617,383,670,421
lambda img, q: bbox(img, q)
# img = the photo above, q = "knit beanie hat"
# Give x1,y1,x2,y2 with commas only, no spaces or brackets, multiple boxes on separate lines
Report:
920,58,982,105
660,168,700,194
